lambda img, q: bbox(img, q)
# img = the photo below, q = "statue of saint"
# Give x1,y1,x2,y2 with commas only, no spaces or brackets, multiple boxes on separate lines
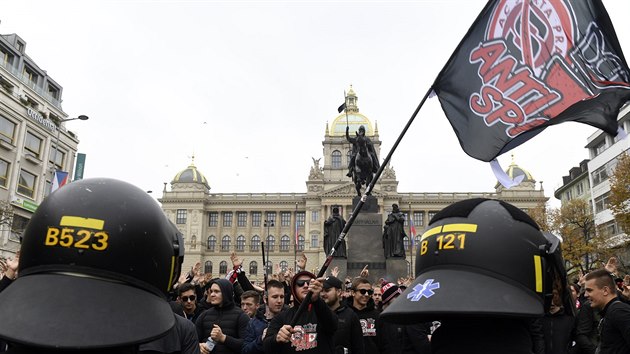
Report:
383,204,407,258
324,207,347,257
346,125,379,178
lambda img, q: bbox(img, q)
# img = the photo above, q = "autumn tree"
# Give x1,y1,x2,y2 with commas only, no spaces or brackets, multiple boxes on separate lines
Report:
550,198,610,273
527,202,551,231
609,152,630,234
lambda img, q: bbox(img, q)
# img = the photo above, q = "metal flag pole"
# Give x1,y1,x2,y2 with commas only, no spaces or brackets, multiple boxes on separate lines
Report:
290,86,434,326
261,241,268,296
294,203,298,271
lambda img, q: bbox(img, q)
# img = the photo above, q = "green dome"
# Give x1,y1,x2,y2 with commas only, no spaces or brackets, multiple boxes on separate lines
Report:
172,164,210,189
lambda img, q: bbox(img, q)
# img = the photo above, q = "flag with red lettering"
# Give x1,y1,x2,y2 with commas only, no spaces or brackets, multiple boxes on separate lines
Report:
51,171,69,193
433,0,630,162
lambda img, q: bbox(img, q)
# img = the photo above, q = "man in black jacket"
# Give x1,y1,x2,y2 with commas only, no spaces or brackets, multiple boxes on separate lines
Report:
263,271,338,354
348,278,380,354
195,278,249,354
321,276,364,354
584,269,630,354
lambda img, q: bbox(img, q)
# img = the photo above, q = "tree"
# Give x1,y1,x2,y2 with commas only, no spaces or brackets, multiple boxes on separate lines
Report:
527,202,551,231
609,152,630,233
550,198,610,273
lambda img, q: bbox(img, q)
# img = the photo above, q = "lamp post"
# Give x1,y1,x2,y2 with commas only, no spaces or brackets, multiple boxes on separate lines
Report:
264,219,274,276
50,115,89,193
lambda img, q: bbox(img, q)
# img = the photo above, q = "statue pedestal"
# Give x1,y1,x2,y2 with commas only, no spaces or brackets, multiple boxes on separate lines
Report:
346,197,385,282
385,258,410,281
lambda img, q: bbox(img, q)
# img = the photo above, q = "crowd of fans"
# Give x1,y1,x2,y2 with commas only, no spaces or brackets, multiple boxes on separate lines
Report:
5,247,627,354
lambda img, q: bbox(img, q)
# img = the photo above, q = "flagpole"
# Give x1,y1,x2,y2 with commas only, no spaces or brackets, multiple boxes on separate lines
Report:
294,202,298,271
409,201,413,278
290,86,434,326
344,91,349,127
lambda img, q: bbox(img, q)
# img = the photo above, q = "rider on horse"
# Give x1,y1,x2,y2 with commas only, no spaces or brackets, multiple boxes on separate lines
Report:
346,125,379,178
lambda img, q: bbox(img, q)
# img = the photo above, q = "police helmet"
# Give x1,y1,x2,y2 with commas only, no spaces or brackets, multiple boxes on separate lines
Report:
0,178,183,349
381,198,557,323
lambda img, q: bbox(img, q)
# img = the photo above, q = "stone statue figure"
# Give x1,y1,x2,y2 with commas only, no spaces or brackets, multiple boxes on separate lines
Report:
324,207,347,257
346,125,379,179
383,204,406,258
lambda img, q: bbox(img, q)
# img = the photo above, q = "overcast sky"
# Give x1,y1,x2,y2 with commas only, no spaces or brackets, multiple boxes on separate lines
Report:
2,0,629,209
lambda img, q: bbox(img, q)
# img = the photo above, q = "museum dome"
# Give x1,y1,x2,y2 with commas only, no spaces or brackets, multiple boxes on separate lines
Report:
329,86,376,137
172,162,210,189
494,156,536,190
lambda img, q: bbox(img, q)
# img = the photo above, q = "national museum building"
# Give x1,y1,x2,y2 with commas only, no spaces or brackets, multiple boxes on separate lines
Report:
160,88,547,281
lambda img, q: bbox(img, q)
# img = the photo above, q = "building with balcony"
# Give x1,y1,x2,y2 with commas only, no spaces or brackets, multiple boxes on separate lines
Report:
160,88,548,281
0,33,81,257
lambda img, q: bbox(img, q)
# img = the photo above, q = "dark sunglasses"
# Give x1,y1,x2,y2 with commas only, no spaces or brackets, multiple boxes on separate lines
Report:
295,279,311,287
357,289,374,296
181,295,196,302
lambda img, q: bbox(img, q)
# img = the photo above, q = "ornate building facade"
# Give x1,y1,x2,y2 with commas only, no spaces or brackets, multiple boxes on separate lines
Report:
160,88,548,281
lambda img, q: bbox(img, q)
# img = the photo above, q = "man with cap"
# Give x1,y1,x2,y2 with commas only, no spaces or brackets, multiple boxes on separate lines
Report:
0,178,184,353
263,271,338,354
381,198,571,354
321,276,364,354
377,281,431,354
347,278,380,354
195,278,249,354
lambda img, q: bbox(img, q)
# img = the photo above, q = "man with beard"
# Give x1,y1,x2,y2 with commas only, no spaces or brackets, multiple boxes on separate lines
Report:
263,271,338,354
243,280,286,354
321,276,364,354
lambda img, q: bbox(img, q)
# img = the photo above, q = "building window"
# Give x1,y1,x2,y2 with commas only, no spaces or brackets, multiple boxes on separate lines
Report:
281,212,291,227
428,211,439,223
279,260,288,272
576,182,584,196
266,235,275,251
236,235,245,252
415,235,421,250
403,236,409,251
594,192,610,213
208,212,218,226
219,261,228,275
600,220,620,237
204,261,213,274
24,132,42,158
296,212,305,226
223,212,233,227
22,65,39,87
49,148,65,170
280,235,290,252
592,139,607,157
265,212,276,224
413,211,424,227
311,234,318,249
17,169,36,198
252,212,262,227
176,209,187,224
0,115,16,144
591,165,609,187
249,261,258,276
221,235,231,251
297,235,305,251
311,210,319,223
0,159,9,188
265,261,273,275
237,212,247,227
332,150,342,168
565,190,573,202
251,235,260,252
207,235,216,251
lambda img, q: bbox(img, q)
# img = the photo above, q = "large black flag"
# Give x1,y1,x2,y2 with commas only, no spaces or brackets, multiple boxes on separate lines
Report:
433,0,630,162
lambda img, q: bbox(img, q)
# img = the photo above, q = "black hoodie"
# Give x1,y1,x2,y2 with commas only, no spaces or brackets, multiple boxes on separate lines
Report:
194,279,249,354
346,297,380,354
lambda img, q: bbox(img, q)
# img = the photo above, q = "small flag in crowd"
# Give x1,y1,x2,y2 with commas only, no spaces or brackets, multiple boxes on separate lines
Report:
432,0,630,163
51,171,69,193
337,101,346,113
409,217,417,248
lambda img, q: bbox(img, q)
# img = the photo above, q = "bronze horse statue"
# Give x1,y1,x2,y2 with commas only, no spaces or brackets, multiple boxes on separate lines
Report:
352,135,374,196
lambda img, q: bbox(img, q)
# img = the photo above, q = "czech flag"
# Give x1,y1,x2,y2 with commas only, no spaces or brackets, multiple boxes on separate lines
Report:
51,171,69,193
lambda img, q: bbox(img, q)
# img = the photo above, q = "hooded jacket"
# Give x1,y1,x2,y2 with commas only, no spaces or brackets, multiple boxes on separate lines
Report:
263,271,338,354
346,297,380,354
194,279,249,354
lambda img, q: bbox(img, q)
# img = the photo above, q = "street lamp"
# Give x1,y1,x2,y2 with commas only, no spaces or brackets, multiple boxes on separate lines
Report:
50,115,89,193
264,219,274,276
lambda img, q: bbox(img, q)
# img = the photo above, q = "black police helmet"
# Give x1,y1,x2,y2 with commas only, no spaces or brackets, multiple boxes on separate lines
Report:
0,178,182,349
381,198,550,323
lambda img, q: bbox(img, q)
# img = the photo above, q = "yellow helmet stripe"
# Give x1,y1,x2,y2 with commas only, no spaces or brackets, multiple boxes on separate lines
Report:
167,256,176,292
533,255,543,293
60,216,105,230
421,223,478,240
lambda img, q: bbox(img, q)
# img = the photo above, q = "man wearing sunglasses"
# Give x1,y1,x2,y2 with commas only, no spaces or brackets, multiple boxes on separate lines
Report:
264,271,338,353
347,278,380,354
178,283,203,322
